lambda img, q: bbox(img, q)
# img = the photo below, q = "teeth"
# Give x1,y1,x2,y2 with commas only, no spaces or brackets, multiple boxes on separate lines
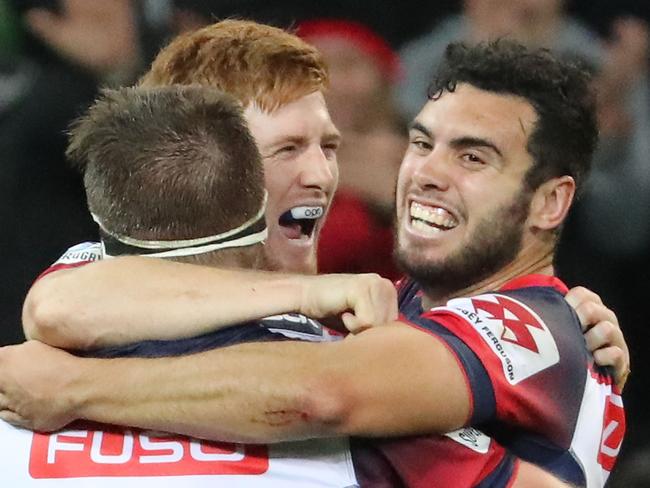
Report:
412,219,443,235
290,206,323,220
410,202,457,229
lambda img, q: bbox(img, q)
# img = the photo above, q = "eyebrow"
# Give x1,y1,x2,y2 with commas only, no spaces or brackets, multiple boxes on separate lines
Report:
408,121,432,139
449,137,503,158
408,121,503,158
268,135,306,147
323,130,342,145
270,129,342,145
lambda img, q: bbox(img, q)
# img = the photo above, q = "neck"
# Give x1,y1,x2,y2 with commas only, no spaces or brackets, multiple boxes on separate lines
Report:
172,246,265,270
421,246,555,310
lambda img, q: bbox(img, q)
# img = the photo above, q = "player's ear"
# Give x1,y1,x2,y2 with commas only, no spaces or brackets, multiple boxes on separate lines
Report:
528,176,575,231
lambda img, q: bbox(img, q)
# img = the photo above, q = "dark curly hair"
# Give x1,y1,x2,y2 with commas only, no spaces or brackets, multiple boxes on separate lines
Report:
428,40,598,193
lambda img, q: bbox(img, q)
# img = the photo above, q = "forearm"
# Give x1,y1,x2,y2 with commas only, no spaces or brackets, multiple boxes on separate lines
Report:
63,326,468,443
23,257,304,349
67,341,344,443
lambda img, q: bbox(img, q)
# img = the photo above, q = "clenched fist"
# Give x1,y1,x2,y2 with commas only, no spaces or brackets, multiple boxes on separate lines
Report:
0,341,80,432
298,273,398,333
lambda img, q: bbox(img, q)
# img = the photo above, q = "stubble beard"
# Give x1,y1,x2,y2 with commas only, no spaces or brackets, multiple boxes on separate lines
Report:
395,189,533,301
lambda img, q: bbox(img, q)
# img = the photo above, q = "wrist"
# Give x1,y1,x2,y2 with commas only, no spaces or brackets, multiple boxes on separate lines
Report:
68,356,152,427
63,356,107,422
297,275,328,318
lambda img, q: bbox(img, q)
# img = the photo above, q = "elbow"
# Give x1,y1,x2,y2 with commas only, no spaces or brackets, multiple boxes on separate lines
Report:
22,281,60,342
299,375,360,438
22,278,99,350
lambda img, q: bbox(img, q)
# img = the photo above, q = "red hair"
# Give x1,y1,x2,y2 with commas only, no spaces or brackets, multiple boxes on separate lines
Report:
140,20,328,112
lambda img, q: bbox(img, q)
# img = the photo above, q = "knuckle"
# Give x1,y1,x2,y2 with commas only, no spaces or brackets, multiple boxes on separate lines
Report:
571,286,602,304
611,347,625,363
593,348,609,364
599,320,615,339
570,286,589,297
581,301,599,319
584,329,598,349
363,274,381,285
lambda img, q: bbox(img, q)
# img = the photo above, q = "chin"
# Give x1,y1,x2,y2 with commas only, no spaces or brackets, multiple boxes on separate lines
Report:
397,242,447,269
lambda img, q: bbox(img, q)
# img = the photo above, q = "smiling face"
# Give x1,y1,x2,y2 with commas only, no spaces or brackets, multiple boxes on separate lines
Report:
395,83,540,296
245,91,340,274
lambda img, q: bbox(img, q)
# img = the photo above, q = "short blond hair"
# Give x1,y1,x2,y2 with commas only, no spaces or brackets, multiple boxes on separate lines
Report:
140,19,328,112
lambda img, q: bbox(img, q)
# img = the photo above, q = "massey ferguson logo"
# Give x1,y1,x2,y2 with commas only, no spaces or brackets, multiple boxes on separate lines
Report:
471,296,545,353
444,294,559,384
29,426,269,478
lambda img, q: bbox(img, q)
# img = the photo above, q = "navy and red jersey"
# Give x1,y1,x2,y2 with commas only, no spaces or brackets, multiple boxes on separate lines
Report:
353,275,624,488
352,429,518,488
38,245,623,486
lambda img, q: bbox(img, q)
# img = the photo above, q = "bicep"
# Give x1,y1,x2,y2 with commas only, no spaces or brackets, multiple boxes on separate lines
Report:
324,324,472,437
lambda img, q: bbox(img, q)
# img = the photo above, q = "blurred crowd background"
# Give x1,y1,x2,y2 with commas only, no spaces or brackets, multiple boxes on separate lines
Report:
1,1,648,484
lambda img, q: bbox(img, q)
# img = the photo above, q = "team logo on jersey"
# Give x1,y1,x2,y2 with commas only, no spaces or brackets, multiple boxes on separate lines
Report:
260,314,334,342
54,242,102,266
598,393,625,472
29,426,269,478
445,427,491,453
443,294,559,384
472,296,545,353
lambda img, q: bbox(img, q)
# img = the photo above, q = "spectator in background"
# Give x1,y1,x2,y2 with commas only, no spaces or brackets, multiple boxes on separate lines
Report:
298,20,405,279
22,0,143,86
571,17,650,253
399,0,600,117
0,0,176,346
1,0,100,346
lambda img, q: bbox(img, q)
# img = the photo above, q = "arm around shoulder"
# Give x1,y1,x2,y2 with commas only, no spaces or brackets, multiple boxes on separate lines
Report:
36,323,473,443
22,256,306,350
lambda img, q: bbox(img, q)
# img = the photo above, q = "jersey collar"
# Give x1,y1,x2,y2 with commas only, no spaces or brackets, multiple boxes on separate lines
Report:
498,274,569,295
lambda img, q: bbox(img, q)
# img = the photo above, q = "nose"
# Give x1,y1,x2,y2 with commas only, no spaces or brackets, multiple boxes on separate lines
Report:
299,145,337,191
411,148,451,192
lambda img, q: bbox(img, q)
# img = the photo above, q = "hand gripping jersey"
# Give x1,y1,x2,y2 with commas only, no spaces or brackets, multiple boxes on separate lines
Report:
353,275,624,488
1,242,358,487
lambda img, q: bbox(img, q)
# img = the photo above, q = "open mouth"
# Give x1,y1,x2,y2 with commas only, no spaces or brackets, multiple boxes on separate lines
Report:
409,201,458,235
278,206,324,240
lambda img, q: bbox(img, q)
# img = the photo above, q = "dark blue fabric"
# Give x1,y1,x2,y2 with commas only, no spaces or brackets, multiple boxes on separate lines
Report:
475,452,516,488
80,322,292,359
501,433,586,487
